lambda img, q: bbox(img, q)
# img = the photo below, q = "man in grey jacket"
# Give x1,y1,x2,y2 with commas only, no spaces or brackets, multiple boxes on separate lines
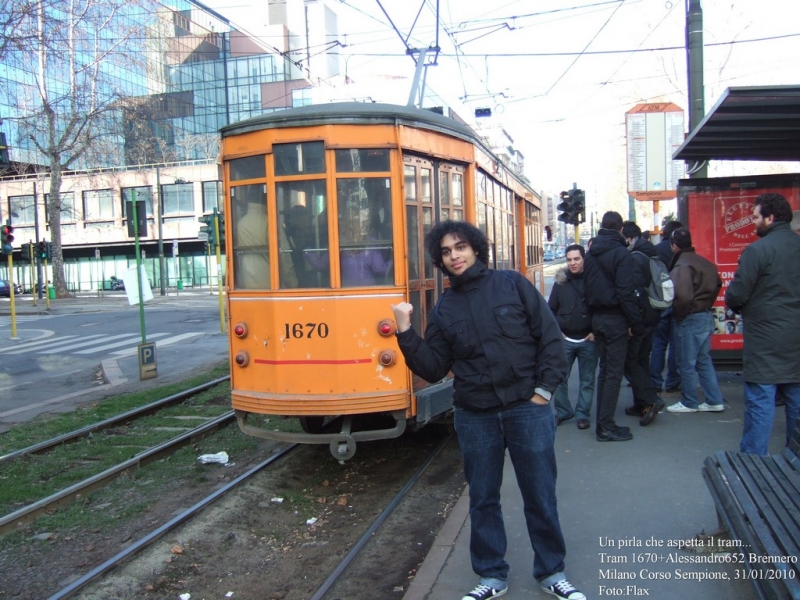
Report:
725,193,800,454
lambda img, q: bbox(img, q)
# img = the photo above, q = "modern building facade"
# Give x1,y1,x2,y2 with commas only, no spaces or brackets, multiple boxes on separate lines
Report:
0,0,340,292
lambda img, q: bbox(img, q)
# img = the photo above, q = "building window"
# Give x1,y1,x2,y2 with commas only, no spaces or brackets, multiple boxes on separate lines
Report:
122,186,154,218
44,192,76,222
8,195,35,225
202,181,223,212
83,189,114,221
161,183,194,214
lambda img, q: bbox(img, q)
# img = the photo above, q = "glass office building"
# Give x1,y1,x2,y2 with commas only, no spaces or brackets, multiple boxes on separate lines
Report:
0,0,338,292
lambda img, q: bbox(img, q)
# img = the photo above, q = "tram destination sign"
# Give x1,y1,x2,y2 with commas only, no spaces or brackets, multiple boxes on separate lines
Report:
626,103,686,201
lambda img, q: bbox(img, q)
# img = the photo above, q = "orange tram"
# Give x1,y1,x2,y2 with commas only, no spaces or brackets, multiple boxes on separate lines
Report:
219,102,546,459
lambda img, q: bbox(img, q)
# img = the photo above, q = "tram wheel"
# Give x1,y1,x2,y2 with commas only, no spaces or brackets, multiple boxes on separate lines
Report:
299,416,325,434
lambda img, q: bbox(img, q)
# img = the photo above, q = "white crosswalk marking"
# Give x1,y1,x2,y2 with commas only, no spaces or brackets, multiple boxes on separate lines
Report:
0,335,87,354
110,332,204,357
74,332,172,354
36,333,145,354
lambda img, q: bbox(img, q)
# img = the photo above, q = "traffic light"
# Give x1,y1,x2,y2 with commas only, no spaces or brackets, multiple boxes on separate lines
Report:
216,211,225,247
198,214,216,248
21,242,33,260
557,191,573,226
36,240,51,261
1,220,13,255
571,189,586,225
556,190,586,226
544,225,552,242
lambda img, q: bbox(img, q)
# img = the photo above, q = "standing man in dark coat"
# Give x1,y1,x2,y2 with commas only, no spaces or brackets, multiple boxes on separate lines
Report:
548,244,597,430
621,221,665,424
725,193,800,454
391,221,584,600
650,220,683,394
583,211,643,441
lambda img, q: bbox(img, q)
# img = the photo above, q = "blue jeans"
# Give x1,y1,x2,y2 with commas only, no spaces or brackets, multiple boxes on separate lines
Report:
650,310,680,391
553,339,597,421
673,311,723,409
454,402,568,587
741,382,800,455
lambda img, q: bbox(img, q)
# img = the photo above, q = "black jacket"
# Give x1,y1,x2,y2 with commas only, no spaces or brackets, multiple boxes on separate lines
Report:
584,228,642,327
548,268,592,339
654,238,673,267
396,262,568,411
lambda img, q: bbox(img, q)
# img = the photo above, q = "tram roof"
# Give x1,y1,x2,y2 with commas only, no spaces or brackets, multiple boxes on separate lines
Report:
220,102,477,142
673,85,800,163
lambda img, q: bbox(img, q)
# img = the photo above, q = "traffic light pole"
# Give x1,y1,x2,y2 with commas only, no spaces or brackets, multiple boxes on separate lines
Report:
132,191,147,346
213,209,225,333
6,254,16,339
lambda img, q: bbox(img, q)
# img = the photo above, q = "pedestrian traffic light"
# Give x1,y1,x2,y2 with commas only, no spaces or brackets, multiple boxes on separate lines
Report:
198,214,216,248
1,220,13,255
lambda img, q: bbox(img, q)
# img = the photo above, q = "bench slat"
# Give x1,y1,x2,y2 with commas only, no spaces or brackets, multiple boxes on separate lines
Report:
711,451,800,599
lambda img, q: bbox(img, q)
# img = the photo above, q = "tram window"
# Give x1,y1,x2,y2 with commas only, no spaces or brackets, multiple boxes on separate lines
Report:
452,173,463,206
404,166,417,201
274,141,325,176
335,149,390,173
422,206,434,279
406,205,419,280
230,155,266,181
421,168,432,203
231,184,274,289
337,177,394,287
276,180,330,288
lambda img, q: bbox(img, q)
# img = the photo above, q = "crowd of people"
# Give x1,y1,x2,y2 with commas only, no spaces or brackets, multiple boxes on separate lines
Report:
384,194,800,600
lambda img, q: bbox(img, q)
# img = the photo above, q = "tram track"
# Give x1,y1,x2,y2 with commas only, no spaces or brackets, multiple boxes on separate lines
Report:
47,427,464,600
0,376,234,537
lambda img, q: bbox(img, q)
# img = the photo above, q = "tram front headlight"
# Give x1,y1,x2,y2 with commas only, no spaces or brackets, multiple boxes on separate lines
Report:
235,351,250,367
378,350,397,366
233,322,248,338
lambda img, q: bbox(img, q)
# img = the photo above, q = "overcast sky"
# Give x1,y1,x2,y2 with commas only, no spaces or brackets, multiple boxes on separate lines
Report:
329,0,800,223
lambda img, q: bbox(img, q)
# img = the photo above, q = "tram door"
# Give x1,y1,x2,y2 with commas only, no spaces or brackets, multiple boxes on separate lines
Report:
403,158,466,334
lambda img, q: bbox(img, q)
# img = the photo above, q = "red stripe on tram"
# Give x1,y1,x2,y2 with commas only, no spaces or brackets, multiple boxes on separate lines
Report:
254,358,373,365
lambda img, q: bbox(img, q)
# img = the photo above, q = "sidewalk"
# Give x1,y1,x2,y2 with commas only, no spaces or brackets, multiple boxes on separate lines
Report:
404,369,777,600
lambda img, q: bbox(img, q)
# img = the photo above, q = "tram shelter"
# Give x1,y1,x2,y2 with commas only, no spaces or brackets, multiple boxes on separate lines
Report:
673,85,800,367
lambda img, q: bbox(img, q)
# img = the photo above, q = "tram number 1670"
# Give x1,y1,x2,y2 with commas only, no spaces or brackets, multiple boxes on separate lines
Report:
284,322,330,339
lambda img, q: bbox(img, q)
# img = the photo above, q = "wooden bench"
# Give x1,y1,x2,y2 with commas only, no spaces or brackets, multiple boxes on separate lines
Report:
702,418,800,600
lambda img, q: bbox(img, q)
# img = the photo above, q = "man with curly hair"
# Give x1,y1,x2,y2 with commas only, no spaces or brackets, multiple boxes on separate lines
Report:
391,221,584,600
726,193,800,454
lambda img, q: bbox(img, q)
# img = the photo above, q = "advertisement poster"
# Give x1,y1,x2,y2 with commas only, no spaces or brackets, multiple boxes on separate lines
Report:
683,180,799,356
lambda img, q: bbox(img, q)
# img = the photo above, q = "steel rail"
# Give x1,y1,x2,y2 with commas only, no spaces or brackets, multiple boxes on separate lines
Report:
0,411,236,537
0,375,231,465
47,443,298,600
309,432,455,600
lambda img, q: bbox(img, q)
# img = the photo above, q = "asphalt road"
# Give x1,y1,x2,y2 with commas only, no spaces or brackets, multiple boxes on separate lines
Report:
0,291,229,431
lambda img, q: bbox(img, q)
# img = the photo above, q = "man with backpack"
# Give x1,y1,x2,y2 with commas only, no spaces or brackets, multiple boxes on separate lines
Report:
621,221,666,425
666,228,725,413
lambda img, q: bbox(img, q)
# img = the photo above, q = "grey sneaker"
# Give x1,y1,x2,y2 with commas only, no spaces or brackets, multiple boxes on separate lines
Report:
461,583,507,600
541,579,586,600
698,402,724,412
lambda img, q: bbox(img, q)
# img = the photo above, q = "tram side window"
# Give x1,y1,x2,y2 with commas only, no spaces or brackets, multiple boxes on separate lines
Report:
277,180,330,288
274,142,325,176
231,184,276,289
337,177,394,287
335,148,390,173
230,155,266,181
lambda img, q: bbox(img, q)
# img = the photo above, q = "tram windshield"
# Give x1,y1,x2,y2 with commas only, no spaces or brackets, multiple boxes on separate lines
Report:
229,145,394,290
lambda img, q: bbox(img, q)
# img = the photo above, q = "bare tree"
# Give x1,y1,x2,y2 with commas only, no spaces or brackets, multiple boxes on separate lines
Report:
0,0,53,59
8,0,145,297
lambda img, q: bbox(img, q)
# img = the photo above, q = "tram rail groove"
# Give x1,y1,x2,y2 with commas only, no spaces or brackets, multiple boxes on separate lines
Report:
0,375,231,466
46,443,298,600
309,432,454,600
0,411,236,537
